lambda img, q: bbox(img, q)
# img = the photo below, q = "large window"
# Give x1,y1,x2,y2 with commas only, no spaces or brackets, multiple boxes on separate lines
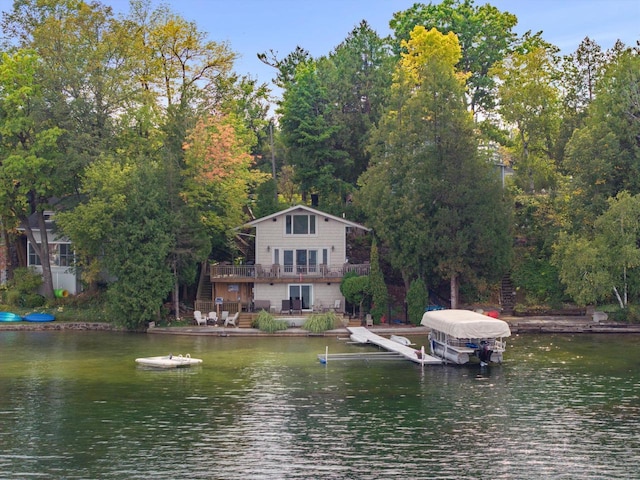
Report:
28,243,74,267
288,284,313,310
285,214,316,235
283,249,318,274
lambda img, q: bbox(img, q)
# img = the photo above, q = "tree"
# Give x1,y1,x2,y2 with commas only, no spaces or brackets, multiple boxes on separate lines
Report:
278,60,341,203
490,45,562,193
563,51,640,225
319,21,394,186
0,49,63,299
406,278,428,325
340,272,370,318
368,238,388,323
389,0,518,114
359,26,511,308
553,191,640,309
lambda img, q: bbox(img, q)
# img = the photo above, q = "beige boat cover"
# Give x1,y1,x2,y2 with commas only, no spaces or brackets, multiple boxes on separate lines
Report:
421,309,511,339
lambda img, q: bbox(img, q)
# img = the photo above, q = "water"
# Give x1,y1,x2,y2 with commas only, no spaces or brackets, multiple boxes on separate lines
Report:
1,331,639,479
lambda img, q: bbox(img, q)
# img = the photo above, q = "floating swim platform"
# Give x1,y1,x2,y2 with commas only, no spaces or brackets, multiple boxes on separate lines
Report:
135,354,203,368
0,311,22,322
23,313,55,322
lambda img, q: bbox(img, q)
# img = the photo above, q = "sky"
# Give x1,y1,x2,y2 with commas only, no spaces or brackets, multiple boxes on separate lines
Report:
1,0,639,104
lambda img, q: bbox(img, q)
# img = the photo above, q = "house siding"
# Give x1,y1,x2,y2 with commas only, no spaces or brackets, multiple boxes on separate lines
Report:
28,230,79,295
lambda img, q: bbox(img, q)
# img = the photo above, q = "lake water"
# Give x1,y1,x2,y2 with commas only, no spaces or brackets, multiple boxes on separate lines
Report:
1,330,639,479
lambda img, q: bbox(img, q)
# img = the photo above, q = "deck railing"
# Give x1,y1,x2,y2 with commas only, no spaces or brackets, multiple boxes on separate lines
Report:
210,263,370,279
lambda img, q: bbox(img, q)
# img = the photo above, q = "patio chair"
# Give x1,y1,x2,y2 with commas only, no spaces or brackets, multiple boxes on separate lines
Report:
332,299,342,313
365,314,373,327
194,310,207,326
207,311,218,325
225,311,239,327
220,311,229,324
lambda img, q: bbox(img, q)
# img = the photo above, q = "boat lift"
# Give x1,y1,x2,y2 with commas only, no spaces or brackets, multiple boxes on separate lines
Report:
318,327,442,365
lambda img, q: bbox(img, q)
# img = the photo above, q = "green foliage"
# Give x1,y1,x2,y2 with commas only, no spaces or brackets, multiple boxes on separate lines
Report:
553,191,640,308
610,305,640,324
341,275,370,316
303,312,339,333
389,0,518,113
254,310,288,333
8,267,43,294
406,278,428,325
511,255,564,306
359,27,512,308
369,239,388,322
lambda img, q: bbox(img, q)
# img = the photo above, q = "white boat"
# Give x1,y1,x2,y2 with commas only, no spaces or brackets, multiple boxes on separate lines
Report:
421,309,511,365
390,334,414,346
135,353,203,368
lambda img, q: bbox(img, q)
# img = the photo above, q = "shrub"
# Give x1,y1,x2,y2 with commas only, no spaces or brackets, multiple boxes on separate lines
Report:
3,289,22,307
22,294,46,308
9,267,43,294
303,312,338,333
255,310,288,333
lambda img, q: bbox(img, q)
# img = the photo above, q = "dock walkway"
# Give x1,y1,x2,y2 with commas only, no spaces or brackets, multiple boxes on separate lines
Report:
345,327,442,365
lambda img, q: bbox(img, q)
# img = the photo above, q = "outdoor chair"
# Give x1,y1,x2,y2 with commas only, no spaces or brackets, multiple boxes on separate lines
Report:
207,311,218,325
194,310,207,326
332,299,342,313
225,311,239,327
220,311,229,324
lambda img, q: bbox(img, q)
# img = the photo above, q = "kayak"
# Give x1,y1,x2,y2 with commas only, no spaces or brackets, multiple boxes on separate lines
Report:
23,313,55,322
0,311,22,322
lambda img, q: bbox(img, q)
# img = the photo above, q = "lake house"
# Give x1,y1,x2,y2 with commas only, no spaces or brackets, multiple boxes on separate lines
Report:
197,205,371,316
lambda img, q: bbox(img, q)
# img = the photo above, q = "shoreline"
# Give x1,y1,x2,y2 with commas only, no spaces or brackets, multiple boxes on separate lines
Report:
2,315,640,334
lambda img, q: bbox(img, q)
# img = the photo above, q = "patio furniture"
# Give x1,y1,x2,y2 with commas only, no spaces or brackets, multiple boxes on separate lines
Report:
225,311,239,327
194,311,207,326
207,311,218,325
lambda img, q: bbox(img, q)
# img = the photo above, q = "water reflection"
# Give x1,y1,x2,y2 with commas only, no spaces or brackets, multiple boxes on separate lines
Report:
0,331,639,478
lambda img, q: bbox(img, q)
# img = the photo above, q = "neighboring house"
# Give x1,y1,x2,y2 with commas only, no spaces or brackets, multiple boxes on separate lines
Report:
204,205,370,314
22,211,80,295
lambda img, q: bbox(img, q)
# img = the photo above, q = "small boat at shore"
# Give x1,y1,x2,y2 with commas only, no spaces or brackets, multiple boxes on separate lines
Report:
421,309,511,365
23,313,55,322
390,334,414,346
0,312,22,322
135,354,203,368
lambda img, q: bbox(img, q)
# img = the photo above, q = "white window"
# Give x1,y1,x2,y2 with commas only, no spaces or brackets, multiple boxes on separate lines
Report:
285,214,316,235
28,243,74,267
283,249,318,274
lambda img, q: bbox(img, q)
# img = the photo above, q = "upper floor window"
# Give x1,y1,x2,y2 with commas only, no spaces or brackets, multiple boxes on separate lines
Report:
285,214,316,235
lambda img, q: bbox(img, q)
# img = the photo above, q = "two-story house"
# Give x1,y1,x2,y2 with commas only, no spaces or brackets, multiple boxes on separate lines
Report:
203,205,370,315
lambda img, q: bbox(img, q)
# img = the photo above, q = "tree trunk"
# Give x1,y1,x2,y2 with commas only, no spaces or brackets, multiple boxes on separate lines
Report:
24,211,54,298
450,274,459,309
172,259,180,321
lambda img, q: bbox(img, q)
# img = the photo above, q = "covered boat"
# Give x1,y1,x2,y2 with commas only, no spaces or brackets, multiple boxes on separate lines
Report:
421,309,511,365
135,353,202,368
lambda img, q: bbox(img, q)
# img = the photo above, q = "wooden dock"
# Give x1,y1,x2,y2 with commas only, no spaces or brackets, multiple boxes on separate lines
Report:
318,327,442,365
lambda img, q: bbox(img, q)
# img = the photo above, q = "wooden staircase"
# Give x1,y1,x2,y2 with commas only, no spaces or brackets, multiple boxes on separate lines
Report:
238,313,254,328
500,274,516,315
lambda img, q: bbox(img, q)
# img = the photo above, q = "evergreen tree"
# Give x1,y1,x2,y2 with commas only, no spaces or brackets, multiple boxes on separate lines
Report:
369,238,388,323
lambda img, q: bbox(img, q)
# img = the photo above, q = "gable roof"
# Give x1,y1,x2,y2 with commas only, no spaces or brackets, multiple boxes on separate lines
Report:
245,205,370,231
